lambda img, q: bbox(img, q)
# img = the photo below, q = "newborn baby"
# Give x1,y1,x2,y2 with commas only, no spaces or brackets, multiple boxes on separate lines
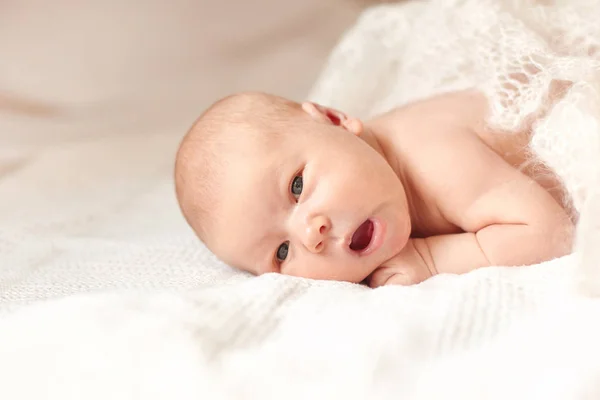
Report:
175,90,573,287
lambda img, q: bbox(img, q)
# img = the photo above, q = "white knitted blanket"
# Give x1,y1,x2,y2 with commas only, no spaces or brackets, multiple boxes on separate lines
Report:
2,1,600,399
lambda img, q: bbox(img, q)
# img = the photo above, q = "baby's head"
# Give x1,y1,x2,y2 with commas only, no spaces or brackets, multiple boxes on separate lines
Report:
175,92,411,283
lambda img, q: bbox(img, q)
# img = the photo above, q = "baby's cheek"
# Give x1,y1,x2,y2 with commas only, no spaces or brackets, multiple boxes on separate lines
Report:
283,260,338,281
283,262,317,280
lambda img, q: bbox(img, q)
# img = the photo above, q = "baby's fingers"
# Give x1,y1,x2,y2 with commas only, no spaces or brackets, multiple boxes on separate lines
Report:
384,272,417,286
368,269,420,287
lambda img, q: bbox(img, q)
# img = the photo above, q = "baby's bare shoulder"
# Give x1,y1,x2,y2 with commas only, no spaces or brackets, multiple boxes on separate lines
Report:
374,90,501,185
372,91,537,230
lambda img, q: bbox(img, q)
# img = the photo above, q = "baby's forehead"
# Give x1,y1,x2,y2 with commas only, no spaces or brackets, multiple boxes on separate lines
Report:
221,120,291,154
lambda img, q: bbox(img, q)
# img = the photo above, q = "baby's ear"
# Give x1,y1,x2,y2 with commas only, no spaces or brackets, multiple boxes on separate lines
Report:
301,102,363,136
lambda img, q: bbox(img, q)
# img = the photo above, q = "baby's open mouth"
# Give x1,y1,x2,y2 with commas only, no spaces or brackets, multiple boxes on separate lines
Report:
349,219,374,252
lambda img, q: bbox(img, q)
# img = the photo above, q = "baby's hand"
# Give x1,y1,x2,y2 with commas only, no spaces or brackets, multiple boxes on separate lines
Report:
367,239,437,288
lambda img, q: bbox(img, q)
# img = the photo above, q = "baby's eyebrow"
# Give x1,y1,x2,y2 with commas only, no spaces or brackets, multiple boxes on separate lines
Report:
245,242,273,275
248,221,277,272
249,163,290,272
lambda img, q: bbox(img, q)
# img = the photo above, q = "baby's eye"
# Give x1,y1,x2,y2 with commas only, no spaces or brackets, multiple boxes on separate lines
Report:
276,241,289,262
291,174,303,200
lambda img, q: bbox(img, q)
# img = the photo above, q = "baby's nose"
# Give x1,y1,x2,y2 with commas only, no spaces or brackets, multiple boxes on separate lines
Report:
303,215,331,253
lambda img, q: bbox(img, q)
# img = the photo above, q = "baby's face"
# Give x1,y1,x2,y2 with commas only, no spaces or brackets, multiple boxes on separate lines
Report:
207,116,411,283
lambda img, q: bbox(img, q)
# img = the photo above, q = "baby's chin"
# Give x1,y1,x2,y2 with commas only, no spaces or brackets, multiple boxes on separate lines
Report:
270,267,375,284
314,265,381,284
241,256,383,284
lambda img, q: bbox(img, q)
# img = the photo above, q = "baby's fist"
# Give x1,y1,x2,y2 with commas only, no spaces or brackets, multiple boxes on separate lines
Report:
367,239,436,287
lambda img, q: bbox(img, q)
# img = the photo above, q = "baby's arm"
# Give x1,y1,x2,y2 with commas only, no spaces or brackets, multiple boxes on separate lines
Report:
370,127,573,287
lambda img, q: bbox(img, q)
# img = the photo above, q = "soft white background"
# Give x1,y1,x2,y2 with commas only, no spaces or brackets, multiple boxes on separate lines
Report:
0,0,365,164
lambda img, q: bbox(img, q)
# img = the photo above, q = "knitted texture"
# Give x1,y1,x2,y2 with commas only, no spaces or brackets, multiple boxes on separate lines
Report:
2,1,600,398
